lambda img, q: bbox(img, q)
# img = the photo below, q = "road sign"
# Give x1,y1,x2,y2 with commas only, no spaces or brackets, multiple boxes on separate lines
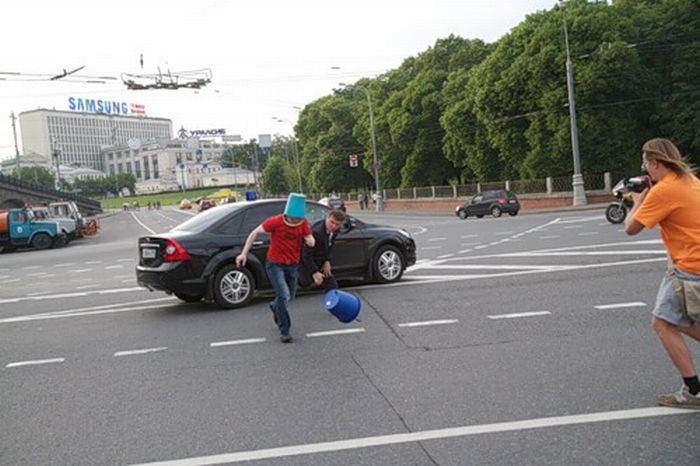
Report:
349,154,358,167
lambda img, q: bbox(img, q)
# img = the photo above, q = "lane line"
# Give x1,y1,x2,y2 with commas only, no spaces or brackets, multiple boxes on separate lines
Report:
54,263,77,267
437,254,454,259
105,265,124,270
563,225,583,229
85,260,103,264
6,358,65,368
130,211,157,234
118,258,134,262
428,237,447,242
539,235,560,239
114,347,168,357
76,284,101,290
488,311,551,320
70,269,92,273
578,232,600,236
127,407,698,466
495,231,514,236
306,328,365,338
210,338,267,347
3,278,21,283
22,265,41,270
595,302,647,310
398,319,458,328
460,234,479,238
422,246,442,251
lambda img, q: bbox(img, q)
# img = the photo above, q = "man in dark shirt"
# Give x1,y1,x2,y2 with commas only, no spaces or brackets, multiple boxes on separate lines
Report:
299,210,346,291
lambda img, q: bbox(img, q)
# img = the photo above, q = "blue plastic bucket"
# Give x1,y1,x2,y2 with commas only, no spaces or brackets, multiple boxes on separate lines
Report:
284,193,306,218
245,191,257,201
323,289,361,323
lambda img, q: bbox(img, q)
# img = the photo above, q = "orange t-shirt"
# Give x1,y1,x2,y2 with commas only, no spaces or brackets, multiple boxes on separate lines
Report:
634,172,700,273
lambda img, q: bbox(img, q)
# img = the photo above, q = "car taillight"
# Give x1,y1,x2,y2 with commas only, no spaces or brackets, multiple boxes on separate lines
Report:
163,238,191,262
498,197,506,204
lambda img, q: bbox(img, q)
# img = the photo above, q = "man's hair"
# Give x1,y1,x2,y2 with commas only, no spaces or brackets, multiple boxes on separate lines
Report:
328,209,346,221
642,138,696,176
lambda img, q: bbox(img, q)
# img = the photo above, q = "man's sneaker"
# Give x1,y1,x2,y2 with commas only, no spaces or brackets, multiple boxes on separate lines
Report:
656,385,700,409
280,335,293,343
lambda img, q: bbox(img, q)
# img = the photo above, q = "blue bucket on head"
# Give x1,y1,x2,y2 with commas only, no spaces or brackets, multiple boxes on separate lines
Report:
284,193,306,218
324,289,361,323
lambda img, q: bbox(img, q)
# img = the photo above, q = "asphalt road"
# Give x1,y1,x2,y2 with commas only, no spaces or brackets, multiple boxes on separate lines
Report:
1,206,699,465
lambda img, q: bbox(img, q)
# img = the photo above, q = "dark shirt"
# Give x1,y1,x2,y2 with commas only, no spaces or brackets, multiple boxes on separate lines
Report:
301,221,336,274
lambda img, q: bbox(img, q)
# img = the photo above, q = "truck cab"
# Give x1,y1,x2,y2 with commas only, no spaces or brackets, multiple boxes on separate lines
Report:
33,206,77,241
0,208,66,252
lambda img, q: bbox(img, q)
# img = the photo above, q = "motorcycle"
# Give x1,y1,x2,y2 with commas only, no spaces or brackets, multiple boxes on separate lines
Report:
605,177,650,224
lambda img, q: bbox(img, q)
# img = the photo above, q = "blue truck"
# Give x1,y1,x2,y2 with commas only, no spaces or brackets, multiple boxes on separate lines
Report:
0,208,67,252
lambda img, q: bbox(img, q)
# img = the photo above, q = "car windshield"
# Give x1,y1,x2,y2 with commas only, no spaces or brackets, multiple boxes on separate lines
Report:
171,203,246,233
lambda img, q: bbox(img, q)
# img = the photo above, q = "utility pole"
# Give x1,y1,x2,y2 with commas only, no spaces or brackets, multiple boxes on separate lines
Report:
251,141,259,192
10,112,21,179
561,1,587,206
52,138,62,191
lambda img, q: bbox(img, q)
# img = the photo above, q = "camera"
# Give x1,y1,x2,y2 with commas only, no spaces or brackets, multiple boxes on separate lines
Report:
625,176,651,193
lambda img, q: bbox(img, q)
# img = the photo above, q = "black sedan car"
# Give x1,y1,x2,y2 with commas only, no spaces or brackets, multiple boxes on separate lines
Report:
455,190,520,219
136,199,416,308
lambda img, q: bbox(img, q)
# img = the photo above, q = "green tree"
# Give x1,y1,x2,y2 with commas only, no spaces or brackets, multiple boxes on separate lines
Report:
262,156,291,194
17,166,55,188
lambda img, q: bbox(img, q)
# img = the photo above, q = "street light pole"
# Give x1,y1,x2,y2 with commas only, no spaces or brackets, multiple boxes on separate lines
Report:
339,83,382,211
10,112,21,179
561,1,587,206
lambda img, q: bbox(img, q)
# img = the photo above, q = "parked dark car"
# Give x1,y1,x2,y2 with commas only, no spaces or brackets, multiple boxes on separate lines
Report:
318,196,346,212
455,190,520,219
136,199,416,308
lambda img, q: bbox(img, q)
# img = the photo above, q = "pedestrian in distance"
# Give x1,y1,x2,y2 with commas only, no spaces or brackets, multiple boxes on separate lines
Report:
358,193,364,210
298,209,346,292
235,194,315,343
624,138,700,409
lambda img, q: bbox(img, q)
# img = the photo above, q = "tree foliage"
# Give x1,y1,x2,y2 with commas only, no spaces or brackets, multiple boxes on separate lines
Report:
294,0,700,191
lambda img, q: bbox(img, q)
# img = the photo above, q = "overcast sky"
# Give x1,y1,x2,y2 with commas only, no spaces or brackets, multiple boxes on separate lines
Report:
0,0,559,161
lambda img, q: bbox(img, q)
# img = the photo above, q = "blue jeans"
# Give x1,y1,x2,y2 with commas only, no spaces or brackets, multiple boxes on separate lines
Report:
265,261,299,336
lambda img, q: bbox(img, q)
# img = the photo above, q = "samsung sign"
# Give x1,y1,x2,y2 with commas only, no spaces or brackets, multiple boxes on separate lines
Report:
67,97,145,115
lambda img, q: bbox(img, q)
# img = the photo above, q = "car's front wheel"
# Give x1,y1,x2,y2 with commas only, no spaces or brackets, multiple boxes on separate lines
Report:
457,210,467,219
212,265,256,309
373,245,404,283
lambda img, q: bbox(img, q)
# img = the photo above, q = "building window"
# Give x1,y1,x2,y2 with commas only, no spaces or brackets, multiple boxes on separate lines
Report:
143,156,150,180
152,155,159,179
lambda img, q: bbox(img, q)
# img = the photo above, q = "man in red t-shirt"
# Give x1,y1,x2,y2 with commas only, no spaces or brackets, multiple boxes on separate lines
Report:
236,209,314,343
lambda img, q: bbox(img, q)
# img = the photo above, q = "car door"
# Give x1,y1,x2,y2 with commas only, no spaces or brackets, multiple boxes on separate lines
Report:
331,216,370,276
467,194,483,216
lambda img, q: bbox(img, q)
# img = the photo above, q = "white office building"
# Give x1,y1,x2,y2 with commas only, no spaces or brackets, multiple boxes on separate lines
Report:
102,139,257,194
19,108,172,171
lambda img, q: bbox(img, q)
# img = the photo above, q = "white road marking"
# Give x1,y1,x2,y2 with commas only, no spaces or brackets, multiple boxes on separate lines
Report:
460,242,480,246
127,407,698,466
0,287,144,305
424,264,563,270
457,249,472,254
114,347,168,357
25,291,53,297
558,215,603,224
578,232,600,236
0,275,8,280
71,269,92,273
3,278,21,283
539,235,560,239
22,265,41,270
0,268,8,272
495,231,514,236
306,328,365,338
398,319,458,328
428,237,447,242
422,246,442,251
6,358,65,368
563,225,583,229
122,279,135,283
437,254,454,259
76,284,101,290
488,311,552,319
460,234,480,238
104,265,124,270
595,302,647,310
117,258,134,262
474,245,488,249
210,338,267,347
54,263,76,267
85,260,103,264
27,272,50,277
130,211,156,234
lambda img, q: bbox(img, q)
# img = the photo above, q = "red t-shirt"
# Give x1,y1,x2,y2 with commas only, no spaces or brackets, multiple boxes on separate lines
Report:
261,214,312,264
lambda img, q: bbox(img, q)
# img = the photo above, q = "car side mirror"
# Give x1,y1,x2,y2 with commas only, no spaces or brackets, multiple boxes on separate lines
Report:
341,219,355,233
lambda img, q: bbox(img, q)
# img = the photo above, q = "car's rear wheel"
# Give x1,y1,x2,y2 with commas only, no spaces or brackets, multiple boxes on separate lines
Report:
213,265,256,309
491,206,502,218
457,210,467,219
175,292,204,303
54,234,68,248
32,233,53,250
373,245,404,283
476,215,484,218
508,210,518,216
